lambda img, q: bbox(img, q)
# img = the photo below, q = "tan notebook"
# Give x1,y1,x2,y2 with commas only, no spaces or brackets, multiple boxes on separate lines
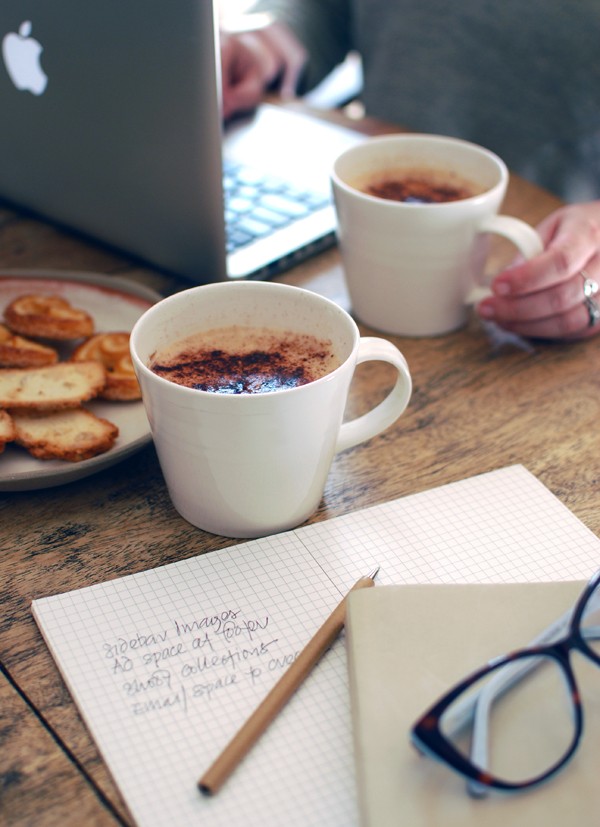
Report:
346,581,600,827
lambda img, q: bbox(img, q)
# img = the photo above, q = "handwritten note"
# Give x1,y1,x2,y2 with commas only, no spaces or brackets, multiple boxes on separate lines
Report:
34,534,358,827
32,466,600,827
105,609,291,713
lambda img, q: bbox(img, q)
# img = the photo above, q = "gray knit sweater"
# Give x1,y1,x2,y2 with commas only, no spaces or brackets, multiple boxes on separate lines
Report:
254,0,600,201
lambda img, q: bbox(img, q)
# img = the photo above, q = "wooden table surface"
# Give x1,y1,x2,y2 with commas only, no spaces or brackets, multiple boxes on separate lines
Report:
2,106,598,826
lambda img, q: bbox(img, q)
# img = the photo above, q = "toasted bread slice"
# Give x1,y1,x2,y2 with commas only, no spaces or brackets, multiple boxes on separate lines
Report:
0,361,106,410
11,407,118,461
72,332,141,401
0,323,59,367
4,294,94,340
0,409,15,452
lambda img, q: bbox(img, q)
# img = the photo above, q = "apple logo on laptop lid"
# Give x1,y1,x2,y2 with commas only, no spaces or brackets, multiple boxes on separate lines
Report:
2,20,48,95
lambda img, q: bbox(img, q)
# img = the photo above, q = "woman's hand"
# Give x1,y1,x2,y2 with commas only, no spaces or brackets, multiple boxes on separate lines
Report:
477,202,600,340
220,22,307,121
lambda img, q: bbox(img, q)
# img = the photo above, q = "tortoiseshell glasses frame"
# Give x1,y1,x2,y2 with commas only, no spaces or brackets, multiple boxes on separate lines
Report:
411,569,600,794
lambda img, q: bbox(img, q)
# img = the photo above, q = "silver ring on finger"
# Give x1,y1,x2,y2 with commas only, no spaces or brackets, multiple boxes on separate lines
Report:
580,269,599,298
584,295,600,327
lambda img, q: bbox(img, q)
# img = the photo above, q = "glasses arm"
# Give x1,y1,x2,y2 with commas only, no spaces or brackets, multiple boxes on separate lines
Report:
443,585,600,742
465,618,600,797
442,607,573,739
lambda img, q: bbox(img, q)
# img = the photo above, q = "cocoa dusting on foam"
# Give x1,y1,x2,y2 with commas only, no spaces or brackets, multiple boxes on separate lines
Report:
366,176,474,204
150,325,339,394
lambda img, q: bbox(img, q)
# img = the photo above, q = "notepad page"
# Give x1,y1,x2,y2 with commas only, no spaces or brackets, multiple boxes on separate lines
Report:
32,465,600,827
299,464,600,589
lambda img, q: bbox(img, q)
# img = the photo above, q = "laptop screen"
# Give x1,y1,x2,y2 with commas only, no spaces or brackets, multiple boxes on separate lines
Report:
1,1,363,281
0,0,227,281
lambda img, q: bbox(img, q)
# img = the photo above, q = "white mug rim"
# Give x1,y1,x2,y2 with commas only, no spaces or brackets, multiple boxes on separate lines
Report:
130,281,361,400
331,133,508,209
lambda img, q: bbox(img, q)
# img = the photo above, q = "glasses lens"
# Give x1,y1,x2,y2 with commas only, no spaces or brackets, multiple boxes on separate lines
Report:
581,578,600,660
439,654,576,785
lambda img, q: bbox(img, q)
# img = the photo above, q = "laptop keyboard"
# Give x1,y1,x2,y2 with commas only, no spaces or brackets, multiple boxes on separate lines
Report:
223,160,331,253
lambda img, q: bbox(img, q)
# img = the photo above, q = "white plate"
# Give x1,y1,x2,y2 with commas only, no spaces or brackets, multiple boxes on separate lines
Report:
0,269,162,491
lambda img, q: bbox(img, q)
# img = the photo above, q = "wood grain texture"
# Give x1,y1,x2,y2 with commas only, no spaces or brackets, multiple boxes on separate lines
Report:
0,671,124,826
1,104,597,824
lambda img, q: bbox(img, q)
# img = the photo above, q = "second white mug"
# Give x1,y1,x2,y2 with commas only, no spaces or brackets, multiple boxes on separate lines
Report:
331,133,543,337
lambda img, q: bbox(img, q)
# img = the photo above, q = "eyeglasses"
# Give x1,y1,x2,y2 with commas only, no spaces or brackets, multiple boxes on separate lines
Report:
410,569,600,797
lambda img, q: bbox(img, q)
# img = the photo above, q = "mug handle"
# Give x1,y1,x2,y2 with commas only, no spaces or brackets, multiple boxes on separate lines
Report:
465,215,544,304
335,337,412,453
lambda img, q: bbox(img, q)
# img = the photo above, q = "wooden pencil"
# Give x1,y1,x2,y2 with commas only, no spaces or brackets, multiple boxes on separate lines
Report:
198,566,379,795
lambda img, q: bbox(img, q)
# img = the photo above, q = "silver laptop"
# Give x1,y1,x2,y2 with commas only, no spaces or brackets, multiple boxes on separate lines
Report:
0,1,362,282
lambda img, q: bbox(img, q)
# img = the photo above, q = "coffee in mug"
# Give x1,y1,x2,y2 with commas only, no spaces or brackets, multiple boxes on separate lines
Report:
149,325,340,393
361,171,478,204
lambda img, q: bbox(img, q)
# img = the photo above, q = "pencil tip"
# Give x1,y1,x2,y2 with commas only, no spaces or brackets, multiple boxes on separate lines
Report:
367,565,380,580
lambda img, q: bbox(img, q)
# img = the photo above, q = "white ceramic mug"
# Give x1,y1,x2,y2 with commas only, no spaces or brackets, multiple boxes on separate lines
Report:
331,134,544,337
130,281,412,538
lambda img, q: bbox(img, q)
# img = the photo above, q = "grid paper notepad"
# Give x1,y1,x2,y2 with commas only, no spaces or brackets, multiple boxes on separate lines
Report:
32,465,600,827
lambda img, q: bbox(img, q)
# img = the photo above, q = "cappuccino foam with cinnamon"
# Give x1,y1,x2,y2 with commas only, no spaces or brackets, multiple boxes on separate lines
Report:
150,325,340,394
